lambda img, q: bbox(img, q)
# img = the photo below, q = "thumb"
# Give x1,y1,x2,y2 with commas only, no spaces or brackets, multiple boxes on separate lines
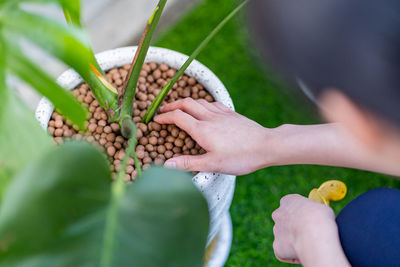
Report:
164,154,209,171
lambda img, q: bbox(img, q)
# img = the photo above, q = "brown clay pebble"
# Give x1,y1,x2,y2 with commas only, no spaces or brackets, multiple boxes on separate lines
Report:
174,138,184,147
104,126,112,134
157,145,166,154
165,142,173,150
114,142,122,149
110,123,120,132
164,151,173,159
145,144,154,152
63,129,72,137
98,120,107,127
126,165,134,174
173,147,181,154
136,150,145,159
106,133,116,142
107,146,116,157
55,120,63,128
54,128,63,137
139,137,148,146
116,136,124,143
149,136,158,145
160,130,168,137
143,157,152,164
171,128,179,138
188,77,196,85
88,123,97,132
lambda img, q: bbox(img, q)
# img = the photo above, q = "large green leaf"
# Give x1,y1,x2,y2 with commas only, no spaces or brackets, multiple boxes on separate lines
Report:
0,143,209,267
3,9,118,110
0,91,51,177
108,167,209,267
7,46,88,129
0,142,110,266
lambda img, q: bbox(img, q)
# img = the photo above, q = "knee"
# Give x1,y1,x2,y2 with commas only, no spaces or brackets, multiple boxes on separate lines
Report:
336,188,400,267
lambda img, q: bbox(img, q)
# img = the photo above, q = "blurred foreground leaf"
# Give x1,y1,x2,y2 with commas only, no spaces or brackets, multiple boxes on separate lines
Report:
0,143,209,267
7,46,88,129
3,9,117,110
0,91,51,178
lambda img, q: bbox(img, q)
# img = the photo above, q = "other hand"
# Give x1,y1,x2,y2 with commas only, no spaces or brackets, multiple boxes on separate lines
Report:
154,98,273,175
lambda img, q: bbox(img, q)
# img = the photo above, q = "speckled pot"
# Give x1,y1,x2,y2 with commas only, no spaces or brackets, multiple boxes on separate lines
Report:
35,46,236,266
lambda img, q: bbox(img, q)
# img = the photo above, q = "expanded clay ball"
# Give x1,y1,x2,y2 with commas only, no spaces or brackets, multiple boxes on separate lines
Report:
48,62,213,180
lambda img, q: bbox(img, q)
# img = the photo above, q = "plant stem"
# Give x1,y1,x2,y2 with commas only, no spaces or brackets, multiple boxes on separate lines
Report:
119,0,166,137
142,0,249,123
100,120,140,267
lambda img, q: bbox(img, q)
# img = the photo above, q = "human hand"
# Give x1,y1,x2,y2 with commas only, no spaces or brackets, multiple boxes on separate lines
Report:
272,194,337,265
153,98,273,175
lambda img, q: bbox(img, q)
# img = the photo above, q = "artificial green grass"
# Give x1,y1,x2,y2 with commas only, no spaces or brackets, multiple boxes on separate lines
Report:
155,0,400,266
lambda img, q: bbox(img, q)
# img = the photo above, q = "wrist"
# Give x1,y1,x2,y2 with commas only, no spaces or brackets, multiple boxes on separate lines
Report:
294,211,349,267
259,124,295,168
252,126,282,169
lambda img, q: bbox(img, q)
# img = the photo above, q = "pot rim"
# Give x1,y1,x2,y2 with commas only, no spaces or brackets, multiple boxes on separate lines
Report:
36,45,234,185
35,46,236,244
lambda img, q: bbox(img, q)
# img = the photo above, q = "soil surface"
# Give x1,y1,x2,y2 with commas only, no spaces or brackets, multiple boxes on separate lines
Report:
48,62,214,181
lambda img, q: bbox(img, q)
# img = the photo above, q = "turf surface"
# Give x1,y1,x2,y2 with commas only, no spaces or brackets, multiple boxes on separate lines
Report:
155,0,400,265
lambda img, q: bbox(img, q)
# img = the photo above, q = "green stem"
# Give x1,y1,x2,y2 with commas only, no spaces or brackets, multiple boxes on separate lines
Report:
142,0,249,123
100,120,140,267
119,0,167,136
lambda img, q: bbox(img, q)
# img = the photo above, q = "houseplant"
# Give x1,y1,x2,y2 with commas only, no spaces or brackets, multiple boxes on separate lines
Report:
0,0,247,266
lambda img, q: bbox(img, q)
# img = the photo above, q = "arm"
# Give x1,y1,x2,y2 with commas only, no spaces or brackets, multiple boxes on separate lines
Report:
270,123,400,176
154,98,400,176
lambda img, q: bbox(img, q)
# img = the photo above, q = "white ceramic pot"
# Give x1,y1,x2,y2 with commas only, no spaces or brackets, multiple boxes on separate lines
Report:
35,46,236,266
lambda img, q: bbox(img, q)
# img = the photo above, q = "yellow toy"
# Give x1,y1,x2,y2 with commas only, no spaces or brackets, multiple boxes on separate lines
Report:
308,180,347,206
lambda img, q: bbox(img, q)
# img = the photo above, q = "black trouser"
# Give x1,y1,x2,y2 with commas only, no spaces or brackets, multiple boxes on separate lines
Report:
336,188,400,267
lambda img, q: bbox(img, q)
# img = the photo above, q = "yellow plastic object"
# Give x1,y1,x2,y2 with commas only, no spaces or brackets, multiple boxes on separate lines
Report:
308,180,347,206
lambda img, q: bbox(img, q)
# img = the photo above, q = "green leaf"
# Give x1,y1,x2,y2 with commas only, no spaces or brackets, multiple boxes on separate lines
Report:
1,0,81,24
142,0,249,123
111,167,209,267
0,91,51,177
119,0,167,130
61,0,81,26
0,143,209,267
7,46,88,129
3,9,118,110
0,25,6,112
0,142,110,266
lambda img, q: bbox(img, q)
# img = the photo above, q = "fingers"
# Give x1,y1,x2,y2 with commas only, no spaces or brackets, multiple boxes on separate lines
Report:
212,101,232,112
160,98,212,120
196,99,221,113
164,154,210,172
154,109,198,136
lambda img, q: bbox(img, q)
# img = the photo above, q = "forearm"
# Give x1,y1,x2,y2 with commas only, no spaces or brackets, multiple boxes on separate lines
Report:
264,123,400,176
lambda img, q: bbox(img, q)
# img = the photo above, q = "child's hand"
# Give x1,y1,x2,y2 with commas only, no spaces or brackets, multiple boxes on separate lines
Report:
154,98,274,175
